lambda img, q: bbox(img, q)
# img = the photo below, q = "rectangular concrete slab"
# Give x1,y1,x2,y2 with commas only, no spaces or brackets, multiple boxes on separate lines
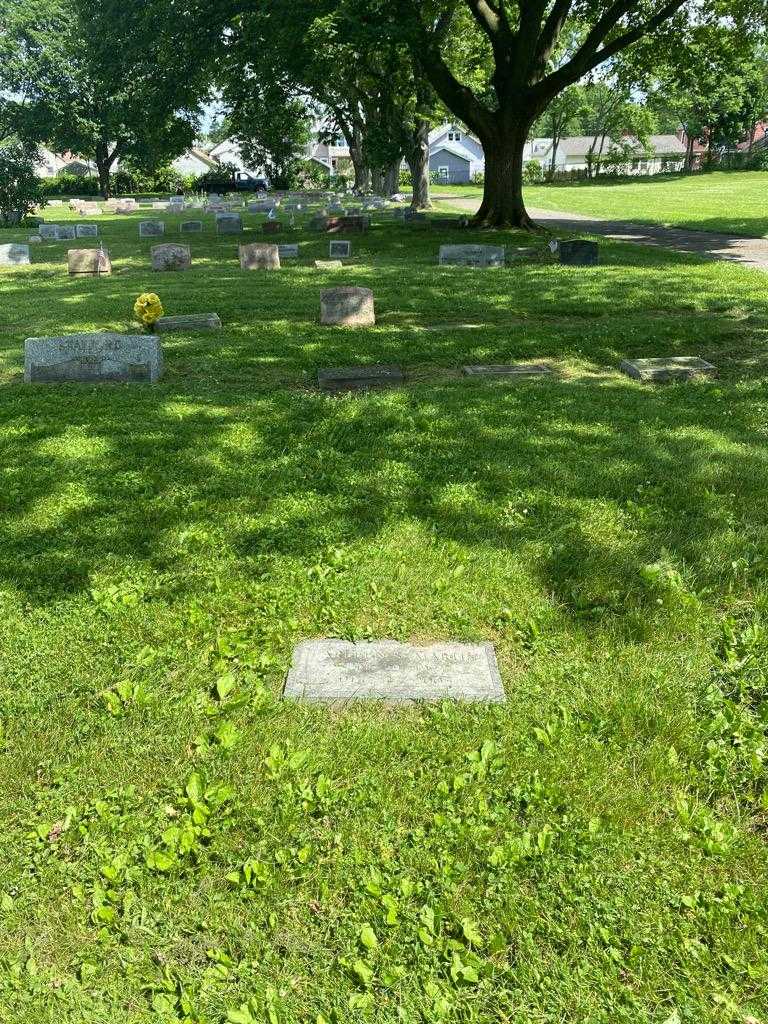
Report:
284,640,505,702
318,364,403,393
620,356,716,382
462,363,554,378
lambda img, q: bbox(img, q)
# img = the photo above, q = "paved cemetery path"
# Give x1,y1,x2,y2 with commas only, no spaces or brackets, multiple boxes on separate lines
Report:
435,195,768,272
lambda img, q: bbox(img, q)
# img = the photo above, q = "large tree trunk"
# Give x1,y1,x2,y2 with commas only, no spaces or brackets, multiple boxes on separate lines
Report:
94,141,118,199
684,133,695,172
383,159,401,196
474,122,537,230
408,117,432,209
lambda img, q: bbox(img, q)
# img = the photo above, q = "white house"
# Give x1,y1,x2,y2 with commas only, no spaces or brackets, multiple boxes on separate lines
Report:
171,148,219,176
208,138,265,177
524,134,687,175
34,146,67,178
306,119,350,172
428,123,484,183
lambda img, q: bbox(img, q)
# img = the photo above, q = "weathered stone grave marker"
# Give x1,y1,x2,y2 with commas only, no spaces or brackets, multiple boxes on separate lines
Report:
67,248,112,276
180,221,203,233
56,226,76,240
462,363,553,378
559,239,598,265
619,356,716,382
239,243,280,270
262,221,281,235
329,240,351,258
139,221,165,238
283,640,505,702
439,244,505,268
151,243,191,272
39,224,60,240
327,215,368,233
155,313,221,333
278,243,299,259
75,224,99,238
318,364,403,393
320,286,375,326
216,212,243,234
315,259,343,270
24,332,162,383
0,244,31,266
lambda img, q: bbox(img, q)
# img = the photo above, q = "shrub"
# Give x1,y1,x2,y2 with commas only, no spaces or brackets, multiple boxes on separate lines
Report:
399,168,413,187
39,173,99,197
523,159,543,183
471,171,485,185
0,140,46,224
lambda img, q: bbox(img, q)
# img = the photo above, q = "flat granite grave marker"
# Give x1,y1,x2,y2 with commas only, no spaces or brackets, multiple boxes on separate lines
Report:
155,313,221,333
24,332,162,383
315,259,343,269
239,243,280,270
439,244,505,268
559,239,598,266
75,224,99,238
67,248,112,276
320,286,375,326
216,212,243,234
0,243,30,266
619,356,716,382
327,215,368,233
462,363,553,378
56,226,76,240
329,240,351,258
278,243,299,259
284,639,505,702
139,221,165,238
39,224,60,240
151,243,191,272
318,364,403,393
180,220,203,233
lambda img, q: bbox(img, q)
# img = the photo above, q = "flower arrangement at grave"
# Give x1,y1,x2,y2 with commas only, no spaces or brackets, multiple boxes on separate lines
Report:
133,292,163,330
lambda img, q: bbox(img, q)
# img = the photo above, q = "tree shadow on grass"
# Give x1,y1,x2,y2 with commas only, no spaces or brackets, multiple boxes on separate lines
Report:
1,367,767,638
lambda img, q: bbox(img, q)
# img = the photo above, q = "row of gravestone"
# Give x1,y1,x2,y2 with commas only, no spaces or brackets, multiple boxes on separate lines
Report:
1,239,595,271
21,287,377,381
22,242,354,275
21,322,717,387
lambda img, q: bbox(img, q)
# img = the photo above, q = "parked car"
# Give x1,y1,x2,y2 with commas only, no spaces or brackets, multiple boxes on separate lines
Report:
201,170,268,194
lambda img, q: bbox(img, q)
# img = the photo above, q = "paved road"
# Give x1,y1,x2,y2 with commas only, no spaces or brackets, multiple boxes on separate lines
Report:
435,195,768,272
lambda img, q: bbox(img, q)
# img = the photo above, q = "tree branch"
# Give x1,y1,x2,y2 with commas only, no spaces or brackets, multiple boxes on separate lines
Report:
534,0,573,68
463,0,502,39
532,0,686,103
399,2,495,137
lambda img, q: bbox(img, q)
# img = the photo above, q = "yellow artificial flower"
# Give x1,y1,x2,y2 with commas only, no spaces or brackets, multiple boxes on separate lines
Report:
133,292,164,326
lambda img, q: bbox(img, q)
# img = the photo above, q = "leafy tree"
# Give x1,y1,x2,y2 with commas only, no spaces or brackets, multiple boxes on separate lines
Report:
0,137,45,225
578,79,656,177
209,0,443,204
383,0,760,227
0,0,210,197
639,25,768,169
532,84,588,178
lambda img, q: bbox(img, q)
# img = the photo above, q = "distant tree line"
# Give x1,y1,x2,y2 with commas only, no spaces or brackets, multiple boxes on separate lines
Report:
1,0,766,229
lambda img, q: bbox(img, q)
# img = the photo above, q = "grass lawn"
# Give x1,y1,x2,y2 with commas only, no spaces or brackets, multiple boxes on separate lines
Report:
2,202,768,1023
437,171,768,238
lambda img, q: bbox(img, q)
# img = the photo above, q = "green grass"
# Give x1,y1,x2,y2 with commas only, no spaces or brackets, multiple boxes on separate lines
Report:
437,171,768,237
2,202,768,1023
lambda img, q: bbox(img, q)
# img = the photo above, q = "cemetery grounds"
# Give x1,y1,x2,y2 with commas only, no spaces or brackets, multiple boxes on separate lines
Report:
442,170,768,237
1,198,768,1023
